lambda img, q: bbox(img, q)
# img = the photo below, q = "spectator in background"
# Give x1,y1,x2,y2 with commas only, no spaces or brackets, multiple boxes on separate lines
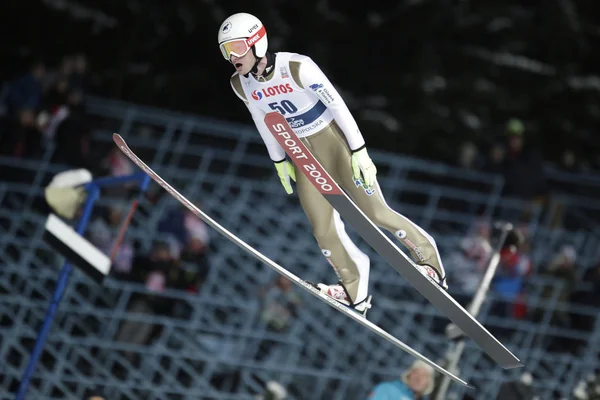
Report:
500,118,546,201
495,372,537,400
258,276,302,333
97,146,136,196
567,260,600,353
367,360,434,400
4,60,46,118
167,222,209,294
88,202,135,277
31,54,93,170
540,245,581,354
115,240,181,353
482,119,546,223
2,107,44,160
178,229,211,294
41,73,70,114
40,83,86,136
541,245,578,327
446,220,493,304
491,229,532,320
255,276,302,361
456,141,483,170
101,146,135,178
482,141,505,176
1,61,47,161
155,207,211,318
158,206,211,261
254,381,288,400
131,239,182,299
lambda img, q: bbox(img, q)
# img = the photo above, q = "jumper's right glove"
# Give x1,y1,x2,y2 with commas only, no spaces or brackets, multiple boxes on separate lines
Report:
351,146,377,189
274,160,296,195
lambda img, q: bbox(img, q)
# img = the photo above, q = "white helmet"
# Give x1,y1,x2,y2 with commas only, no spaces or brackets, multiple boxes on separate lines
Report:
218,13,268,60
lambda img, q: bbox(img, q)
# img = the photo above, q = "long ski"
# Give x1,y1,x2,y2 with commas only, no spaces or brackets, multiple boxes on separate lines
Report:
263,112,522,370
112,133,473,389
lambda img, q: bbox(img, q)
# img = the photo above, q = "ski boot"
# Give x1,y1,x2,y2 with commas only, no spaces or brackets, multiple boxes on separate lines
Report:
416,264,448,291
310,282,372,318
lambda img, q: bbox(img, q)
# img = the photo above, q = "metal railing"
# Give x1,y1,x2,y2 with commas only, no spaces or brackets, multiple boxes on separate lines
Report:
1,96,599,399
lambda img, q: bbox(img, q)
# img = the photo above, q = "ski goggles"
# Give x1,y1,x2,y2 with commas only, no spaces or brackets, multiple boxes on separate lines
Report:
219,25,266,60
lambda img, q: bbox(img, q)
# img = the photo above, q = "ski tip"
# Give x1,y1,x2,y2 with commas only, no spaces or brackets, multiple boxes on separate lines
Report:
113,133,127,148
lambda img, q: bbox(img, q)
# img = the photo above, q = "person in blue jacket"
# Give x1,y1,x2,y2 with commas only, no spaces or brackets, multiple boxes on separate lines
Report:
367,360,434,399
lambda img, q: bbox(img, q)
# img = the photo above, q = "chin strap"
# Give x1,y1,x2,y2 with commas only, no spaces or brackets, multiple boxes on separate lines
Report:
244,50,276,78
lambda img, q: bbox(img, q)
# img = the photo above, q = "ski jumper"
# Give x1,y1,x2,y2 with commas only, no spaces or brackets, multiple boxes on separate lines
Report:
230,52,445,304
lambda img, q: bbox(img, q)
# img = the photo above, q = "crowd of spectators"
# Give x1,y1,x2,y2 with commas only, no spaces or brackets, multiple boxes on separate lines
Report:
0,56,214,366
0,55,88,169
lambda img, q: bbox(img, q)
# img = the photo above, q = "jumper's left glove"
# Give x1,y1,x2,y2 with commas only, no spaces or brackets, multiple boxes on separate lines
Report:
351,146,377,189
274,160,296,195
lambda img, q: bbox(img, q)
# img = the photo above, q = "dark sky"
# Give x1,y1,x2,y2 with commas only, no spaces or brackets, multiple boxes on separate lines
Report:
1,0,598,163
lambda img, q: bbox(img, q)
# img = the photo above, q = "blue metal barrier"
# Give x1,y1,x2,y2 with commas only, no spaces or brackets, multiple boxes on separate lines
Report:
14,172,150,400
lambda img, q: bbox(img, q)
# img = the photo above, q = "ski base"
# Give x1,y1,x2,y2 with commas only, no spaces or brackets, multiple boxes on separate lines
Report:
112,133,474,390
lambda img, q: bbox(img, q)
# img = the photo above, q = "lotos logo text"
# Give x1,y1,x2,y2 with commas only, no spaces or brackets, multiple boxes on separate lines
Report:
251,83,294,100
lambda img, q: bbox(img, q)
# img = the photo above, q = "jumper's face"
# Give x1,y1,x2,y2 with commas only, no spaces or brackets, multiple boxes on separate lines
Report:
221,38,256,75
230,50,256,75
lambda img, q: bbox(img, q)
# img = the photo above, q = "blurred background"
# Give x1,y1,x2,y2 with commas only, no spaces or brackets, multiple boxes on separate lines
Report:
1,1,600,399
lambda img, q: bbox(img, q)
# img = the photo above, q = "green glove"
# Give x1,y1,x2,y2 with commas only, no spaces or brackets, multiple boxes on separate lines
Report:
351,147,377,189
274,160,296,195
